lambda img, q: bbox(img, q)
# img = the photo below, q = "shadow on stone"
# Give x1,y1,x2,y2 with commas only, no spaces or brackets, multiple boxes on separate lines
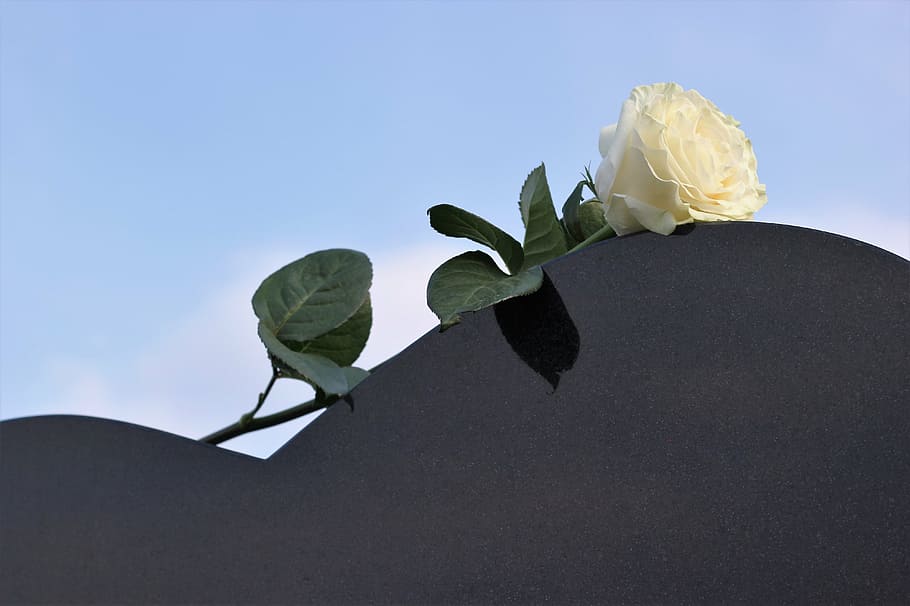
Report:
671,222,696,235
494,272,579,389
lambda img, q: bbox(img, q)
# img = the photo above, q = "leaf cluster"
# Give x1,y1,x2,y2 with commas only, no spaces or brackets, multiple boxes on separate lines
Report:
252,249,372,397
426,163,610,328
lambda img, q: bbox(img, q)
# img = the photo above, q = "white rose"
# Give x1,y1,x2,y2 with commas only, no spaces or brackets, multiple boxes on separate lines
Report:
595,82,767,236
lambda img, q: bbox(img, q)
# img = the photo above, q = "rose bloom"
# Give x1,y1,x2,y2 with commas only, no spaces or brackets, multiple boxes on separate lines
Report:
595,82,767,236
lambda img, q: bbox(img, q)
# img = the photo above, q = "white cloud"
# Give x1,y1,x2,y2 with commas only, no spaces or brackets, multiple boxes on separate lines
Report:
358,244,461,368
37,242,464,459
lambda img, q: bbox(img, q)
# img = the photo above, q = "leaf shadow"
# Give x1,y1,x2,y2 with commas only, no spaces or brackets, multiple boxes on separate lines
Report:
494,272,580,389
342,394,355,413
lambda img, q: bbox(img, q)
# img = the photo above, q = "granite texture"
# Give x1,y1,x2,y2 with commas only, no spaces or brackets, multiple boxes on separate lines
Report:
1,222,908,604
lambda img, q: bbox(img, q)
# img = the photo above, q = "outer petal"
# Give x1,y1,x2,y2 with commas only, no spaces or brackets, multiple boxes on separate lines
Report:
602,139,690,236
594,154,617,206
611,143,684,216
594,99,639,201
623,195,679,235
689,207,738,222
598,123,617,158
603,194,644,236
603,98,639,189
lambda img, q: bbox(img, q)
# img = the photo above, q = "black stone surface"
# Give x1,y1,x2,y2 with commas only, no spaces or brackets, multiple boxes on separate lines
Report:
1,222,908,604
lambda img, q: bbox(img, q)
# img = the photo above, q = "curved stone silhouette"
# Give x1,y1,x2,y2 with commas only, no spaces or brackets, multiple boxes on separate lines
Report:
2,223,908,604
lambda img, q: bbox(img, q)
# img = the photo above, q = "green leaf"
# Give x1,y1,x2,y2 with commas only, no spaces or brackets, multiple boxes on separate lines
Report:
561,180,586,243
257,323,349,395
287,296,372,367
311,367,369,406
559,219,577,249
427,251,544,329
252,249,372,343
578,199,608,239
428,204,524,274
518,163,568,269
582,164,598,198
342,366,370,391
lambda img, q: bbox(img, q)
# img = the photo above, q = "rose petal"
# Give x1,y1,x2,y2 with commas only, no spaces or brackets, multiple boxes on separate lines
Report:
598,123,617,158
612,141,684,216
594,154,618,206
603,194,644,236
689,207,738,222
604,98,639,186
623,195,679,235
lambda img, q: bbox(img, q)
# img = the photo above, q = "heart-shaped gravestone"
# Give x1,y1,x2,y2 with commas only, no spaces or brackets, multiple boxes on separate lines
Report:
2,222,908,604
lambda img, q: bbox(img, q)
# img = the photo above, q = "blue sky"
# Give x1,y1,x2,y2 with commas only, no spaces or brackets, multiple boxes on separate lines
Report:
2,1,908,458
